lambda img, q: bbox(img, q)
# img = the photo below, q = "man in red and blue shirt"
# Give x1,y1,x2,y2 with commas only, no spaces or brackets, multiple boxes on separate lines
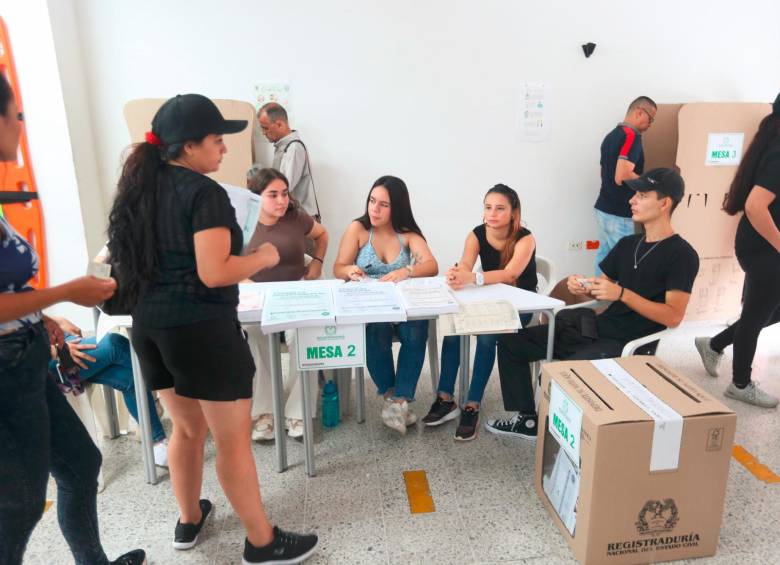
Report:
593,96,657,274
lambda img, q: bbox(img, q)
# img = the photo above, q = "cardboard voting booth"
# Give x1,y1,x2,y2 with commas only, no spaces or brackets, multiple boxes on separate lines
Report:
123,98,256,188
536,356,736,565
642,102,772,321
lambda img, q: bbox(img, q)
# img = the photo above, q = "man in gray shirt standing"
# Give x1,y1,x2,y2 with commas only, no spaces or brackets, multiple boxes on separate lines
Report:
257,102,320,219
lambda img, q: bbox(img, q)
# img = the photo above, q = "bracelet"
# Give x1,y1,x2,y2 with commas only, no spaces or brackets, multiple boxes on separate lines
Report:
311,257,323,264
618,286,625,301
475,272,485,286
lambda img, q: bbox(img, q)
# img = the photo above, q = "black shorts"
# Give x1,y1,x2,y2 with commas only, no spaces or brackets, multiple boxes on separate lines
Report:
130,317,255,401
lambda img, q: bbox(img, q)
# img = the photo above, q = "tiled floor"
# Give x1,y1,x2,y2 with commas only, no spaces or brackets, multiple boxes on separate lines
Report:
22,321,780,564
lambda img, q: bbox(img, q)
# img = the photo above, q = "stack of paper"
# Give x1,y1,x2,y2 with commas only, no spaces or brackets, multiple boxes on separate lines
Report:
260,285,335,334
396,277,460,317
437,300,520,336
334,281,406,324
237,283,265,323
221,183,261,248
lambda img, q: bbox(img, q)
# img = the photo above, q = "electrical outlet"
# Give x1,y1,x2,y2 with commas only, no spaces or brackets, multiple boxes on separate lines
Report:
567,240,583,251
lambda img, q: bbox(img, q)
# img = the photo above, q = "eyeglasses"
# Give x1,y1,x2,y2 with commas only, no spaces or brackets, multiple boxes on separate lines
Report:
639,107,655,124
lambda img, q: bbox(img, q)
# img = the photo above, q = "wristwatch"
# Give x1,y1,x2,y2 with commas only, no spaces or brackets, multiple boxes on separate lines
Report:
475,272,485,286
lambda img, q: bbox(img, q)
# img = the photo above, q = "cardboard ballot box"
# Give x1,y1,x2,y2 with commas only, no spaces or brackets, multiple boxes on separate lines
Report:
536,356,736,565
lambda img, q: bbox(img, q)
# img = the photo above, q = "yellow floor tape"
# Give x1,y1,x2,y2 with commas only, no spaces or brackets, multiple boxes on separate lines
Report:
732,445,780,483
403,470,435,514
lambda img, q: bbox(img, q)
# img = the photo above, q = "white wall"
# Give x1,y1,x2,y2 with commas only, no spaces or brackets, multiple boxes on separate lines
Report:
69,0,780,280
1,0,93,329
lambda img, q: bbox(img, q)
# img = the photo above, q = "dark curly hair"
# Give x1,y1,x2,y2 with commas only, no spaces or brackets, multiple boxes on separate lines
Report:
106,136,203,305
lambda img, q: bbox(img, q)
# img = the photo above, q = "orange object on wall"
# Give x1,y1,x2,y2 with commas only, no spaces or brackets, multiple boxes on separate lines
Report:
0,17,47,288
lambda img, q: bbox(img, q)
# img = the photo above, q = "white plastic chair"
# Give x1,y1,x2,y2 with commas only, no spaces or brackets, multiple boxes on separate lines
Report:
531,300,672,409
534,255,556,297
557,300,672,357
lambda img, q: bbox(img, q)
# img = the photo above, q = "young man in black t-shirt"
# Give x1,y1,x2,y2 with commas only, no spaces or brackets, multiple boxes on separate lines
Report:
487,168,699,440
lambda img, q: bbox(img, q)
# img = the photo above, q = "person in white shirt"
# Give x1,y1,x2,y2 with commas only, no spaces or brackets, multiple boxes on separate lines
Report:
257,102,320,219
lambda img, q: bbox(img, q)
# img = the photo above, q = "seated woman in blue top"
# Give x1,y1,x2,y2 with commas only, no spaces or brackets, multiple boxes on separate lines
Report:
333,176,438,434
422,184,536,441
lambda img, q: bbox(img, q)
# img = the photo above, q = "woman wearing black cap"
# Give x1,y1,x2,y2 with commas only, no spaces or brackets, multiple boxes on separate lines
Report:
107,94,318,563
696,94,780,409
0,77,145,563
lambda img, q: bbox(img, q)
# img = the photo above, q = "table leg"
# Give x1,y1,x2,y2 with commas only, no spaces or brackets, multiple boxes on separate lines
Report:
544,309,555,362
301,370,316,477
355,367,365,424
268,332,287,472
126,329,157,485
458,334,470,406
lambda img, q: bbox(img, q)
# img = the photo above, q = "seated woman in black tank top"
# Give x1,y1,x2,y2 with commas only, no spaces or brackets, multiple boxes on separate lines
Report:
421,184,537,441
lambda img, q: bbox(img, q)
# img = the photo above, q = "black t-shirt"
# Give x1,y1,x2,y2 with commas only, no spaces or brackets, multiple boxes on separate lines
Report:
133,165,243,328
472,224,537,292
735,140,780,259
594,123,644,218
597,233,699,342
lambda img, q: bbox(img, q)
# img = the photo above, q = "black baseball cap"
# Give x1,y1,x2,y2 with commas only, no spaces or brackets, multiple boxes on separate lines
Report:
150,94,247,145
625,167,685,203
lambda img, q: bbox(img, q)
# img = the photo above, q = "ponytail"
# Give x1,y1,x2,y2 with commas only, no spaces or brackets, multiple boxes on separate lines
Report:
107,142,165,299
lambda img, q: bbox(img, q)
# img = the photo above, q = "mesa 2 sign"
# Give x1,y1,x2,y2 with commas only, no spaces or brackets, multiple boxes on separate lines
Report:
296,324,366,371
549,381,583,464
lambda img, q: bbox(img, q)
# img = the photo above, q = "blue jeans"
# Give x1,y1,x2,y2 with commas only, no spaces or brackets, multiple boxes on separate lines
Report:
0,323,109,565
438,314,532,405
594,208,635,275
365,320,429,401
57,333,166,443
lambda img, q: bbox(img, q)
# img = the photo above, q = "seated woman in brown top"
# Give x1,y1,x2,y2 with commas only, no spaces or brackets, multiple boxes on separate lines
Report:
243,168,329,440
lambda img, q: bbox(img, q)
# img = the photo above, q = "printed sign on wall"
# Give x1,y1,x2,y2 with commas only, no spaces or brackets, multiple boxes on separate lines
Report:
705,132,744,166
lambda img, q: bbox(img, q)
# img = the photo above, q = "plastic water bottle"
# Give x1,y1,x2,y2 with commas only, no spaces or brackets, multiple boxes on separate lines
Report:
322,380,340,428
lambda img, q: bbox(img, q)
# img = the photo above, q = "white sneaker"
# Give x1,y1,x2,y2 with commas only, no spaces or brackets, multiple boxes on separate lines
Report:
695,337,723,377
287,418,304,438
153,440,169,468
405,406,417,427
251,414,274,441
724,382,779,409
381,401,408,434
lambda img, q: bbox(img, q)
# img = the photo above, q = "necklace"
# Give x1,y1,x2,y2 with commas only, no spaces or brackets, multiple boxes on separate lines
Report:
633,237,663,269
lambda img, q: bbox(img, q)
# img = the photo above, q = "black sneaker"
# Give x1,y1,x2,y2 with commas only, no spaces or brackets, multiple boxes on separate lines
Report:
454,406,479,441
421,397,460,426
485,413,537,441
242,526,319,564
173,499,214,550
110,549,147,565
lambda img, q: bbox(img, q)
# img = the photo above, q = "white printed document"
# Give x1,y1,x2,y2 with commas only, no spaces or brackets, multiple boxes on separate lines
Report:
334,282,407,324
260,285,335,334
221,183,261,249
542,448,579,535
396,277,460,317
437,300,520,336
